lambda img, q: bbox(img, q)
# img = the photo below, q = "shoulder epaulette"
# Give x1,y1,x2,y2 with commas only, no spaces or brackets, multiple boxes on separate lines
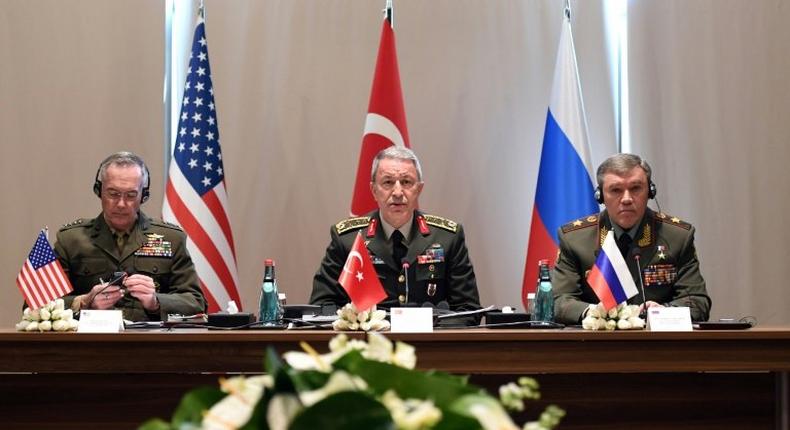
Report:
60,218,89,231
149,219,185,231
654,212,692,230
335,216,371,235
422,214,458,233
561,214,599,234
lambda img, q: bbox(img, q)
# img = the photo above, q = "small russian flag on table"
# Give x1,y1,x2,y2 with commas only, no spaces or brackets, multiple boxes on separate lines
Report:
586,231,639,311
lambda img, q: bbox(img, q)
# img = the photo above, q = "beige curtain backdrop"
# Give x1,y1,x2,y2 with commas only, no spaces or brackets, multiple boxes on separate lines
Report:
3,0,622,328
629,0,790,325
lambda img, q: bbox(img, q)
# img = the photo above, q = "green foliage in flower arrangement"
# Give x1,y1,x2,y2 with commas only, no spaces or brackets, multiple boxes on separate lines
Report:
139,333,563,430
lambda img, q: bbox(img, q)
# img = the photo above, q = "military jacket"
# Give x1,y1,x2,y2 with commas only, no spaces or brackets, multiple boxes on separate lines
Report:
310,210,482,325
552,209,711,324
54,212,206,321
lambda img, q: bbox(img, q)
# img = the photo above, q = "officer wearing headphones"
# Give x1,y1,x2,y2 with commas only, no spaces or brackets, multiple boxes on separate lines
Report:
53,151,206,321
551,153,711,325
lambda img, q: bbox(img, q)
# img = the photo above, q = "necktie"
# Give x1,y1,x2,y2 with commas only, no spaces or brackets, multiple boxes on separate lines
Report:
391,230,408,265
115,232,129,255
617,233,633,259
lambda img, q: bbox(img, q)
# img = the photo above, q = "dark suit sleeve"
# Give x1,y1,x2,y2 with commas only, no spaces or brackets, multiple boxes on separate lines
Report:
442,225,482,325
53,231,80,310
552,228,591,324
668,227,711,321
153,234,207,318
310,226,351,307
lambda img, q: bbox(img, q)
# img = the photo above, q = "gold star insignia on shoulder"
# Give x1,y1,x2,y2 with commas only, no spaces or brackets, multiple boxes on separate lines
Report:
423,214,458,233
671,217,680,223
335,216,371,234
562,214,598,233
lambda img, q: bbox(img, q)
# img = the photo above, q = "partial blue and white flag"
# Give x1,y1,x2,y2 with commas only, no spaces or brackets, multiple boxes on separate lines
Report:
522,7,599,307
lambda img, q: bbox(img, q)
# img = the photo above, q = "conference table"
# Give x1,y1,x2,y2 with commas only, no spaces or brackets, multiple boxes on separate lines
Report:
0,327,788,429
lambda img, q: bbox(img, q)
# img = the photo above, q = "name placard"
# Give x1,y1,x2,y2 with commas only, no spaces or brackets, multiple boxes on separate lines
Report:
647,306,693,332
390,307,433,333
78,310,125,333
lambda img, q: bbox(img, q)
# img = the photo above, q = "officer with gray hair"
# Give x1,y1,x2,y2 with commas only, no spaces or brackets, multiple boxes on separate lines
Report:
552,153,711,324
54,151,206,321
311,147,482,325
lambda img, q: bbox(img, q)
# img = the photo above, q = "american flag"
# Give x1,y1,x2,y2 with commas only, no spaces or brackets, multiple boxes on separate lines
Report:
163,14,241,312
16,230,73,310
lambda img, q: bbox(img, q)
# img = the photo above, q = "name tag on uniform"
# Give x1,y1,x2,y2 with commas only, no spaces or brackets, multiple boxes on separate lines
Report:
78,310,125,333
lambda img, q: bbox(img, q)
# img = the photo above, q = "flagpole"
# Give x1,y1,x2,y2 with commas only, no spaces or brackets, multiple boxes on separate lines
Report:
384,0,393,28
564,0,571,20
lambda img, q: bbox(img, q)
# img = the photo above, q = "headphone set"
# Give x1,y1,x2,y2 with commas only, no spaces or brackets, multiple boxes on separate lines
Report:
92,152,151,203
594,180,657,204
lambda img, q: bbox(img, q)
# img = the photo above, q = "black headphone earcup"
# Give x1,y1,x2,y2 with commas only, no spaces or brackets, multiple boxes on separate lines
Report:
594,187,603,204
648,182,657,199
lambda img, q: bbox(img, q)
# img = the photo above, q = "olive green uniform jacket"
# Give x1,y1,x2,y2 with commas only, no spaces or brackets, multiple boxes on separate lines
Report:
552,209,711,324
54,212,207,321
310,210,482,325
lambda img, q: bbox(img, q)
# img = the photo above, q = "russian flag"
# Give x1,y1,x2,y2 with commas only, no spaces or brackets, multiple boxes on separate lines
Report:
521,8,598,308
587,231,640,311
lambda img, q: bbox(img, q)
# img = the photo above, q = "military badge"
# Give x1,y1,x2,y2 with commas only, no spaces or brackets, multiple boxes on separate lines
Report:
427,283,437,297
417,244,445,264
642,264,677,286
370,253,386,265
656,245,666,261
135,233,173,257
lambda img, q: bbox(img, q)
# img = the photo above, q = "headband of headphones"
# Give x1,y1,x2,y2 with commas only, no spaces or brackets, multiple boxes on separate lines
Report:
93,152,151,203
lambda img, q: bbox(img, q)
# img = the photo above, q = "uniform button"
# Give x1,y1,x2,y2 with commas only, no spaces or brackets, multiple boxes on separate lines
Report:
398,294,406,304
152,266,158,273
398,275,405,283
429,264,435,272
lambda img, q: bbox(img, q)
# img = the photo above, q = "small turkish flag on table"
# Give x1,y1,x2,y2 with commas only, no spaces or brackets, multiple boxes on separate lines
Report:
338,232,387,312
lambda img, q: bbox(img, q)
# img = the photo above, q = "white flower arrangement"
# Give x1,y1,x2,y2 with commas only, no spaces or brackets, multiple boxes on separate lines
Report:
141,333,565,430
581,303,645,331
15,299,78,332
332,303,390,332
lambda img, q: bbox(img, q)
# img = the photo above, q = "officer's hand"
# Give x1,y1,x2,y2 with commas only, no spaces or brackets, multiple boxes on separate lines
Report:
86,284,123,310
638,301,664,314
124,274,159,312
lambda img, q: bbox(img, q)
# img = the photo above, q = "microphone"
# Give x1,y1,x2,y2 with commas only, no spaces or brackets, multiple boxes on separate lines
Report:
631,248,649,318
401,258,410,306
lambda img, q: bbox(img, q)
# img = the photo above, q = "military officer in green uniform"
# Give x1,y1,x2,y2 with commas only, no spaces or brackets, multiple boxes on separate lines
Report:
310,147,482,325
553,153,711,324
54,152,206,321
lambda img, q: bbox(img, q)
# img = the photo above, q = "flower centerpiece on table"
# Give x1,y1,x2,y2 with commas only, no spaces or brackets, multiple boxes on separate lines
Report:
140,333,565,430
332,303,390,331
581,303,645,331
15,298,78,332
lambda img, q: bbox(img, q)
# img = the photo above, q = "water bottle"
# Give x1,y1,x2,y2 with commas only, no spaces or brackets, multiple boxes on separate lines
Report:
527,293,536,320
533,259,554,322
258,259,283,326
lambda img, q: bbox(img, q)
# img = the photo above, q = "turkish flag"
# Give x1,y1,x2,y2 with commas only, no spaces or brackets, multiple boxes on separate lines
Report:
350,17,411,216
338,232,387,312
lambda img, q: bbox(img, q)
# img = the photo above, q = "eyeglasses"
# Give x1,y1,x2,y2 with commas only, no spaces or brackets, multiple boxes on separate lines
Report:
375,178,419,191
104,189,140,202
